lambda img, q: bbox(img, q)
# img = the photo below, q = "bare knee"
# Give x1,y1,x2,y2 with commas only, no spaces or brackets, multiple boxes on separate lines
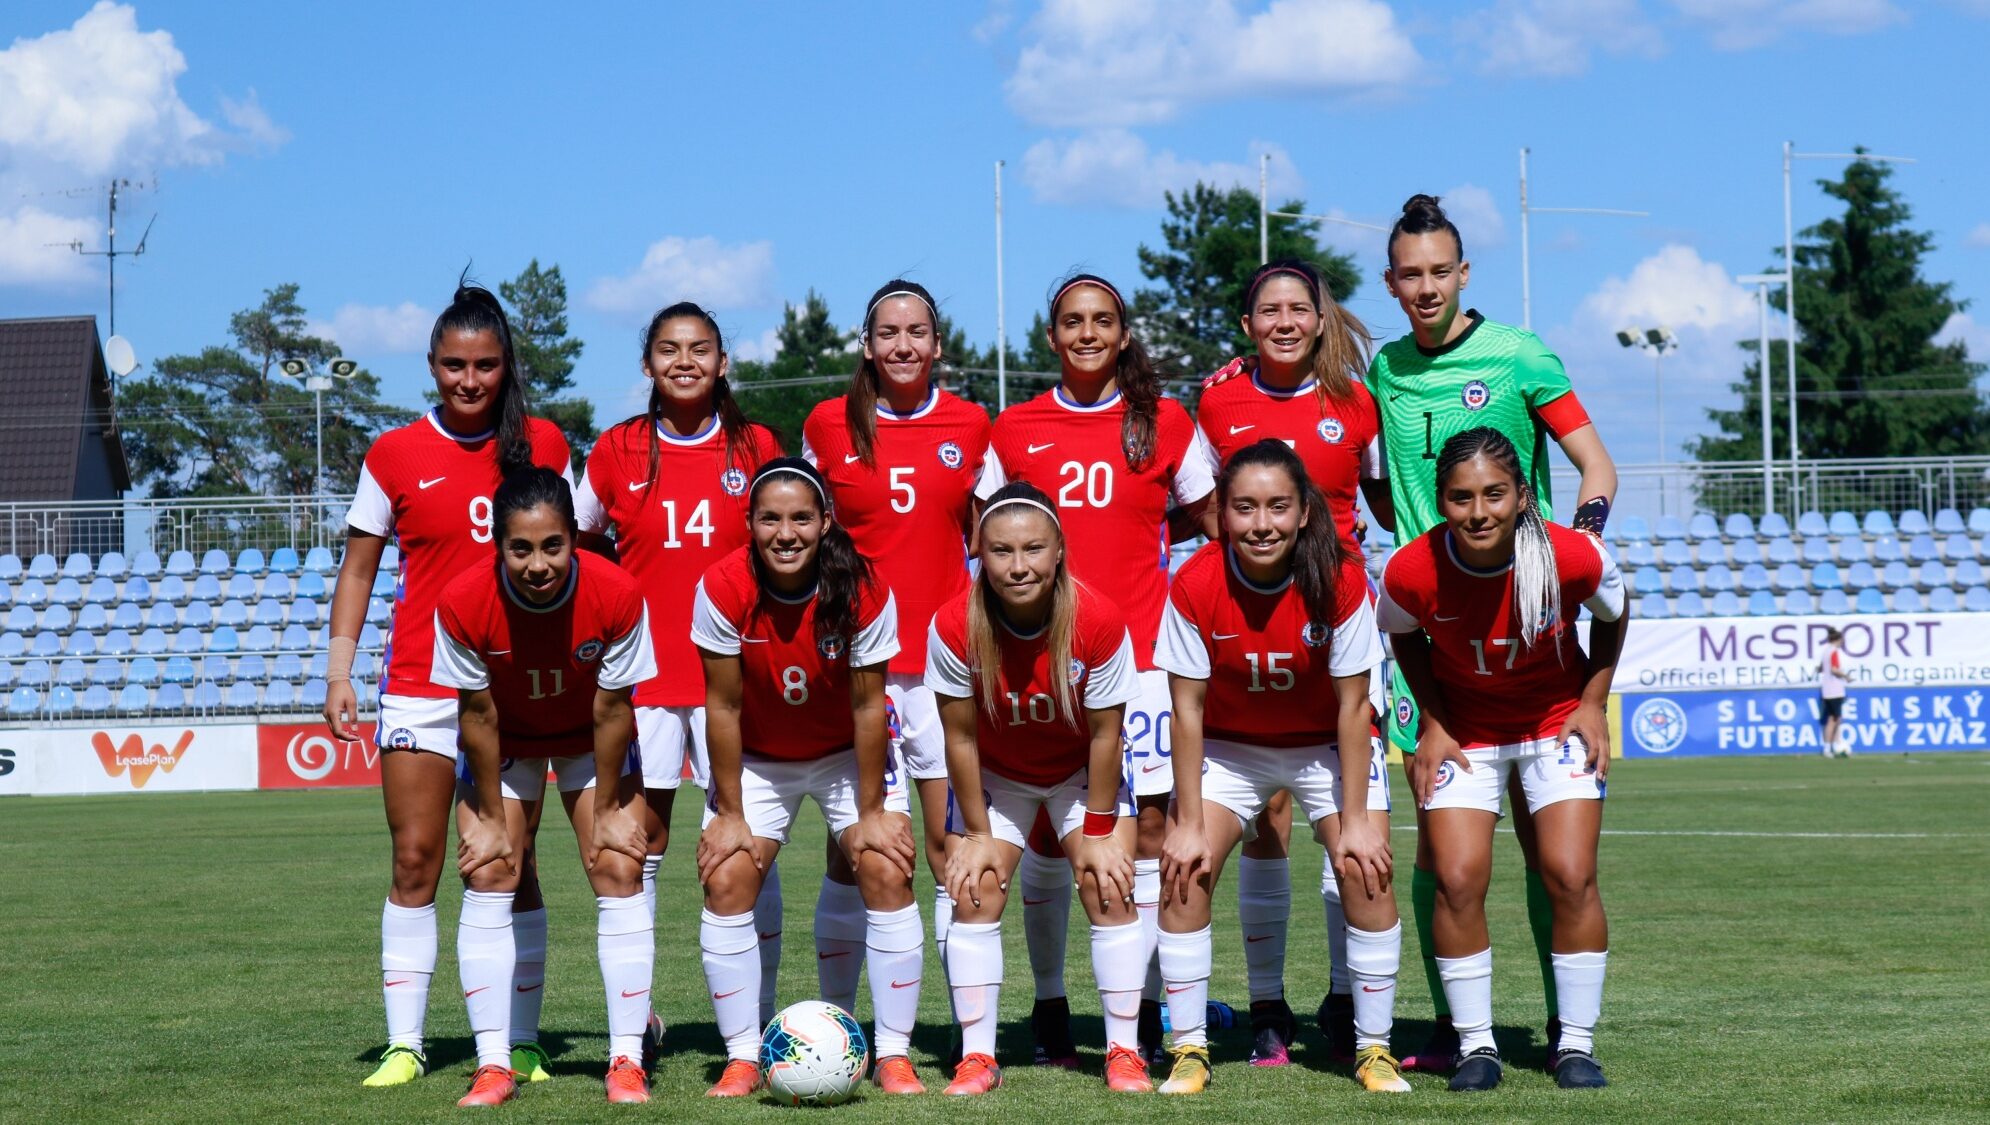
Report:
390,837,444,901
1135,801,1167,858
856,851,913,909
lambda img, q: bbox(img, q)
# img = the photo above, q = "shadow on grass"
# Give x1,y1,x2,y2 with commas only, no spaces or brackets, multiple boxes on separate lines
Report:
355,1030,578,1076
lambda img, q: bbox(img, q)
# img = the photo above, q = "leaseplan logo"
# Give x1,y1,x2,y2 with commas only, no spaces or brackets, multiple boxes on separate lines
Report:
92,730,196,788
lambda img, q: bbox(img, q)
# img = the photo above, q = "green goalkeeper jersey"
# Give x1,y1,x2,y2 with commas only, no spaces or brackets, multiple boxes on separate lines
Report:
1366,310,1579,539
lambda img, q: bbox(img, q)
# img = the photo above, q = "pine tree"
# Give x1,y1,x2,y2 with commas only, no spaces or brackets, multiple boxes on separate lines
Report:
730,290,854,452
499,260,596,467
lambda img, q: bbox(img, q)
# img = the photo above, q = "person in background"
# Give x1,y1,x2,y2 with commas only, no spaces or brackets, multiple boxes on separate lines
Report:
1818,627,1852,757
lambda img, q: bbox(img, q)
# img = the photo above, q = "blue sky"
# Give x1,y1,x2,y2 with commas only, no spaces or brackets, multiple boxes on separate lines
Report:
5,0,1989,468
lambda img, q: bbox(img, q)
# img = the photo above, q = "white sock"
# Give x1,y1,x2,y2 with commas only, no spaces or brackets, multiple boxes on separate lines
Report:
1437,948,1495,1055
1091,920,1147,1051
1158,926,1212,1048
598,895,653,1061
755,861,783,1025
1345,923,1401,1049
1551,950,1608,1055
510,907,547,1046
642,853,662,914
457,890,516,1068
932,886,954,969
1134,858,1162,1002
865,904,923,1059
701,909,761,1062
380,900,436,1050
946,920,1003,1059
815,876,867,1013
1237,856,1291,1003
1321,867,1349,994
1019,847,1071,1000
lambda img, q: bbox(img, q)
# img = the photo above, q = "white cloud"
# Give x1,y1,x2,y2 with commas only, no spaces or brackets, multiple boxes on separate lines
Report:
1005,0,1420,127
584,236,777,320
217,89,289,150
730,326,782,363
0,205,99,286
1457,0,1663,77
1964,223,1990,249
1937,312,1990,360
1670,0,1907,50
1020,129,1300,208
1439,183,1507,250
1578,243,1755,332
307,302,436,354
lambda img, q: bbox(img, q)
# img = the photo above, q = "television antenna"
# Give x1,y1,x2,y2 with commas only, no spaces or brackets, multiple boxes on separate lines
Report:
44,177,158,336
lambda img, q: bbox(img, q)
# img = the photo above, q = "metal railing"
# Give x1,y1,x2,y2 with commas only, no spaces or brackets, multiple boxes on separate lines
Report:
0,495,353,562
1547,456,1990,525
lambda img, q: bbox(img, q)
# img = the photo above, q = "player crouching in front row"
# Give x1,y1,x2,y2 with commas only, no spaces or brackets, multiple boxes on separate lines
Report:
1376,427,1628,1092
433,468,658,1107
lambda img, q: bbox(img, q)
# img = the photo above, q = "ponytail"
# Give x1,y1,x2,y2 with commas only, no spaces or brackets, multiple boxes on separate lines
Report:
629,302,766,487
1049,273,1159,471
746,458,875,650
968,482,1082,725
1217,440,1342,639
431,278,533,476
847,280,940,468
1435,428,1561,649
1243,258,1373,411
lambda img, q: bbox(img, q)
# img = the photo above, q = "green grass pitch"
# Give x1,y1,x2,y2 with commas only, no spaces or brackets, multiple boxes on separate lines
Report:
2,753,1987,1122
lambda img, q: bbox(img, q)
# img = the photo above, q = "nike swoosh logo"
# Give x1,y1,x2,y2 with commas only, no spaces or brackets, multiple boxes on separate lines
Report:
1569,770,1594,779
419,477,446,489
628,480,651,491
1027,442,1055,454
1141,763,1168,773
464,986,490,997
758,932,781,940
620,988,650,998
1246,935,1273,943
713,988,744,1000
1228,424,1255,435
818,951,851,960
1388,391,1407,402
890,979,920,989
1022,897,1052,906
741,638,769,644
384,979,410,987
1166,985,1196,995
516,984,542,993
845,453,862,464
1362,985,1389,993
488,649,511,655
1212,633,1239,641
1433,614,1461,622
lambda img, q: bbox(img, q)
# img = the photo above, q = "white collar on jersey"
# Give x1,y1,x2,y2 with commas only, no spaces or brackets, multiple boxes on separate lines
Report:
656,414,722,447
425,407,496,444
876,384,939,421
1249,370,1318,399
762,574,820,605
1051,384,1121,413
1442,529,1515,577
500,556,580,613
1225,545,1295,594
992,602,1051,641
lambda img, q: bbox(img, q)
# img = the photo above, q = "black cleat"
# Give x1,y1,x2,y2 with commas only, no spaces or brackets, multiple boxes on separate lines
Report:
1449,1046,1503,1092
1249,998,1297,1066
1553,1049,1607,1089
1030,996,1079,1068
1546,1016,1563,1056
1316,992,1356,1063
1138,999,1166,1068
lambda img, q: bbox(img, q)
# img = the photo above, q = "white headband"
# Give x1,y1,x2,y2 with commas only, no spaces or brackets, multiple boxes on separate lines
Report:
862,289,937,338
980,496,1060,526
754,465,830,511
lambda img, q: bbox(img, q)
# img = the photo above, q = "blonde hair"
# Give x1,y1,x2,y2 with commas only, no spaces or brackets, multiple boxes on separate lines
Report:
967,483,1082,725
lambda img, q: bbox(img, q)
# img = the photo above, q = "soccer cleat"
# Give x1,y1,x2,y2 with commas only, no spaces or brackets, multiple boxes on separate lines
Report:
1105,1044,1153,1093
457,1064,519,1107
642,1012,665,1071
605,1055,650,1104
1031,996,1080,1068
363,1044,427,1088
1317,992,1357,1063
1355,1045,1413,1093
1448,1046,1503,1092
1249,998,1297,1067
1138,999,1166,1068
1553,1049,1608,1089
509,1041,551,1083
1545,1016,1563,1057
944,1053,1003,1096
1402,1015,1459,1073
705,1058,763,1098
873,1055,926,1095
1158,1045,1211,1095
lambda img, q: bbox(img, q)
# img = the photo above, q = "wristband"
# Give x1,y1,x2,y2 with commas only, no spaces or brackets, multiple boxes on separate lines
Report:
1572,495,1610,538
1082,810,1116,838
326,635,358,684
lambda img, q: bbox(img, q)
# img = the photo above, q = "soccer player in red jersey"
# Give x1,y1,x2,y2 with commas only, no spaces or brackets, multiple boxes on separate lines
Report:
575,301,784,1033
1151,441,1405,1095
432,469,656,1107
1192,259,1389,1065
691,459,927,1098
929,483,1144,1096
326,285,574,1089
802,279,991,1021
974,273,1215,1062
1375,428,1628,1094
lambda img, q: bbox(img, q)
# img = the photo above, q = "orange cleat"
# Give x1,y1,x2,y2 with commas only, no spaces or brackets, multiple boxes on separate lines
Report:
873,1054,926,1094
605,1055,650,1104
1105,1044,1153,1093
705,1058,763,1098
944,1052,1003,1096
457,1064,519,1108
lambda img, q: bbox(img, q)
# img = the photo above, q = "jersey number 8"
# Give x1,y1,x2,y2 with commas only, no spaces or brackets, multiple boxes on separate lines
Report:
780,666,809,705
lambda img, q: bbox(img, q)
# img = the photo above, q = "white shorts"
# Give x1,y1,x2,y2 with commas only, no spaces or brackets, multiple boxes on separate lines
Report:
886,672,947,781
376,693,458,760
1421,736,1605,815
1201,736,1391,828
455,747,641,803
946,766,1135,850
636,704,706,791
701,748,910,845
1122,668,1175,799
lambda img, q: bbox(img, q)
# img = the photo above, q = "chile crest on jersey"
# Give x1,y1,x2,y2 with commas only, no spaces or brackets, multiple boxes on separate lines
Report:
573,638,605,664
938,441,964,470
1316,417,1345,445
1461,380,1491,411
720,467,748,496
818,633,846,662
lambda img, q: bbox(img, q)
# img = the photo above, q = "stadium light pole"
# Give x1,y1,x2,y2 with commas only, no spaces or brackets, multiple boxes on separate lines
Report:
994,159,1008,411
280,357,358,496
1520,147,1649,331
1258,152,1387,266
1739,272,1789,516
1617,326,1679,513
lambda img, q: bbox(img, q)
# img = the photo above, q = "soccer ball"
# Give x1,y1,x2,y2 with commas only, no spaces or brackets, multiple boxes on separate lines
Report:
759,1000,869,1106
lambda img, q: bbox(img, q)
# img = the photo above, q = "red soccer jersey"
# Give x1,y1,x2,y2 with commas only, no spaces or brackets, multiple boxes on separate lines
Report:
803,388,991,673
347,411,572,699
689,547,900,762
577,415,781,707
1195,372,1382,564
923,581,1140,787
1375,523,1626,747
976,387,1215,668
1154,543,1382,747
429,554,655,757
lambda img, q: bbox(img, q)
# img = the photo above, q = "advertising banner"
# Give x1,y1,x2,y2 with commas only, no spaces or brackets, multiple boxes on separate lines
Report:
257,724,383,789
0,742,30,795
1620,685,1990,757
24,724,259,795
1602,613,1990,694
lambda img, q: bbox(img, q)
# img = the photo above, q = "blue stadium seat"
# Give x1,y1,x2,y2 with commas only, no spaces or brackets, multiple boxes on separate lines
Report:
273,652,304,682
1766,538,1798,565
1954,559,1985,588
142,602,175,630
1971,510,1990,536
1828,511,1860,537
1624,542,1657,568
269,546,301,575
369,572,396,598
55,658,86,687
1687,513,1722,543
165,550,196,577
1917,561,1950,590
1819,588,1852,615
1796,511,1828,538
1722,513,1756,540
281,624,312,651
1672,591,1708,617
157,575,190,605
101,629,133,656
49,578,82,608
171,628,205,654
1880,561,1913,589
0,555,20,581
1898,510,1931,536
380,545,401,572
1966,587,1990,613
123,575,154,604
0,579,9,607
1935,508,1967,535
38,605,69,635
64,632,97,658
1729,539,1763,568
135,628,169,656
154,683,187,713
1711,591,1744,616
218,600,249,628
358,623,384,649
98,551,128,579
127,657,160,686
46,685,77,718
245,624,277,653
199,654,232,683
1739,564,1771,593
352,651,378,682
1872,537,1904,563
1746,590,1780,615
225,681,259,712
191,574,222,602
4,606,34,633
306,652,329,679
262,573,295,601
1907,534,1941,564
1810,562,1843,590
303,546,336,575
17,658,51,688
1666,565,1701,595
301,678,329,707
1929,587,1961,613
199,549,230,576
1837,537,1870,564
163,656,196,685
79,684,112,715
0,662,12,690
1771,563,1805,593
209,626,241,654
130,550,162,578
1862,510,1895,537
235,548,267,576
1758,512,1792,538
1943,534,1977,561
0,633,22,659
1617,515,1651,544
224,573,257,601
1654,540,1697,568
117,683,151,714
90,658,124,687
61,552,91,579
1637,594,1672,619
295,572,328,600
1654,516,1687,543
1892,588,1925,613
85,576,117,604
30,631,59,657
266,679,298,711
236,653,268,684
1846,562,1878,590
252,598,285,628
27,554,57,580
183,601,215,630
1801,538,1835,564
366,598,392,626
1703,565,1737,593
1784,589,1817,615
14,579,47,607
1631,569,1663,596
7,687,40,717
289,599,323,627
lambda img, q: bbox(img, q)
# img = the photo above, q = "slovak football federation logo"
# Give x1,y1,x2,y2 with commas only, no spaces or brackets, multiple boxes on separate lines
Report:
1631,697,1688,754
1461,380,1491,411
938,441,964,469
1317,417,1345,444
720,467,748,496
573,638,605,664
819,634,846,661
1301,622,1329,647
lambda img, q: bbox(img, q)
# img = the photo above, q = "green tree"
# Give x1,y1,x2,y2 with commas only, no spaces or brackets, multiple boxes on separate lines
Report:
120,284,409,498
731,290,854,452
1132,183,1361,387
1693,155,1988,499
500,259,597,468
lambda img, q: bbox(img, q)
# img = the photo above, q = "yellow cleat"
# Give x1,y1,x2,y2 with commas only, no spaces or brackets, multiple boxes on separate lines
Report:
362,1044,426,1087
1355,1045,1413,1093
510,1042,552,1083
1158,1045,1212,1095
